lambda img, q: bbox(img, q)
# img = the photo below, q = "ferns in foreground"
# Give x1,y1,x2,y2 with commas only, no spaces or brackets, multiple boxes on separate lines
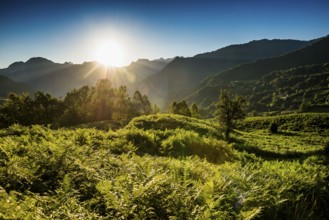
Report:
0,116,328,219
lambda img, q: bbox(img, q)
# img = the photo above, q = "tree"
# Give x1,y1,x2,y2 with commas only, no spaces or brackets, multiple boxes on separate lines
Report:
92,79,114,121
152,104,161,114
169,101,178,114
132,91,144,116
215,89,246,142
190,102,200,118
0,93,33,126
299,99,310,112
113,86,132,120
169,100,191,117
0,92,63,128
142,95,152,115
33,91,63,125
60,86,93,126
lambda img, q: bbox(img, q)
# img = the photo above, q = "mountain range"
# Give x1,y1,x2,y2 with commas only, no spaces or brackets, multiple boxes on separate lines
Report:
0,57,172,97
186,35,329,109
136,38,313,108
1,35,328,114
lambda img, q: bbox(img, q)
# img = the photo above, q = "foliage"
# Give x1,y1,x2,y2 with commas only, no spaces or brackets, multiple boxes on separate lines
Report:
0,79,155,128
324,142,329,158
126,114,219,138
268,122,278,134
239,113,329,132
216,89,247,141
191,102,200,118
0,114,328,219
0,92,63,127
187,37,329,111
169,100,191,116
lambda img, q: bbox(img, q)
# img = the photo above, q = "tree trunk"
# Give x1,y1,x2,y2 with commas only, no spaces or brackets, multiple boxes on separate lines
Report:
225,128,230,142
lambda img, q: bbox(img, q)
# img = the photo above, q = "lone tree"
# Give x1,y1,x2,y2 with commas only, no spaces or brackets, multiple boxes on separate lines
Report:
190,102,200,118
215,89,246,142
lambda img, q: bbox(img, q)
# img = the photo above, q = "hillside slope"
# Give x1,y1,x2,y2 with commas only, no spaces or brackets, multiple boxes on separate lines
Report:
0,114,328,219
0,74,31,97
195,39,312,60
138,39,313,109
186,35,329,109
0,57,171,97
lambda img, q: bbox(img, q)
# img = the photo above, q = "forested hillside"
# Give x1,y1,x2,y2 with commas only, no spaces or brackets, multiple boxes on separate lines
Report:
0,75,31,97
135,39,313,109
186,36,329,113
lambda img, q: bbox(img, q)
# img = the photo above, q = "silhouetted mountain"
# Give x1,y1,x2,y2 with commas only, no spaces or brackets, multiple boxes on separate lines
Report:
138,39,313,109
0,74,31,97
0,57,171,97
186,35,329,109
195,39,313,60
25,57,54,66
126,58,172,82
138,57,248,108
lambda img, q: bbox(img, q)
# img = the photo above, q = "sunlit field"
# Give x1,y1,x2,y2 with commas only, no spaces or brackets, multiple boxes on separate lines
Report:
0,113,328,219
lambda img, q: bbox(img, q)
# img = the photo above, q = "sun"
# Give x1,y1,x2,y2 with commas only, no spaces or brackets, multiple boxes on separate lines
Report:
94,40,124,67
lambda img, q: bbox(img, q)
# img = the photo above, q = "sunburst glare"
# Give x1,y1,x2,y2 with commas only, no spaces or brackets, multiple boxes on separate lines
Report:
94,40,125,67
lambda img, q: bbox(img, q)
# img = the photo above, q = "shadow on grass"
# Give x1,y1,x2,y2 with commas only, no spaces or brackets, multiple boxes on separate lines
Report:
275,131,300,136
233,142,323,160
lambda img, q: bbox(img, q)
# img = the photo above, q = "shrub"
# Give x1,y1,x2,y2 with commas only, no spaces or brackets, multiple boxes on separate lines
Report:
268,122,278,134
324,142,329,158
160,129,233,163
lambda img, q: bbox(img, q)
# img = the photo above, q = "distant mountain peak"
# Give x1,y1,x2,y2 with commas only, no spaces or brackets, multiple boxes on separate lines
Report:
26,57,54,66
8,61,25,69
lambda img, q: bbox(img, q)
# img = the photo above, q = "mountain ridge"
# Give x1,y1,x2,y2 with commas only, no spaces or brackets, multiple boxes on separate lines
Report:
0,74,31,97
137,38,314,109
186,35,329,109
0,57,172,97
195,38,314,60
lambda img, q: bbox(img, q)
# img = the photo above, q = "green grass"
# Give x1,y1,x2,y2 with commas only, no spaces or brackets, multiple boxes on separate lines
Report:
239,113,329,132
0,114,328,219
233,129,327,159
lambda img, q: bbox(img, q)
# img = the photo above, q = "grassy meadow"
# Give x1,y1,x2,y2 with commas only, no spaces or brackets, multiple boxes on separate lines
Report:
0,113,328,219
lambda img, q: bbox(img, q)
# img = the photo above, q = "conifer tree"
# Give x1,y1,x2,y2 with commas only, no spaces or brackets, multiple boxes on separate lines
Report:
191,102,200,118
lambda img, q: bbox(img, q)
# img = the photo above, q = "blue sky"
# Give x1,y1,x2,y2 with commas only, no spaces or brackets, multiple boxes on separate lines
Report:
1,0,328,68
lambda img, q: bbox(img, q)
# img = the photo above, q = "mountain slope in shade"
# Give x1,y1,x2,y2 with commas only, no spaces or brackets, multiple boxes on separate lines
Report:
0,74,31,97
127,58,173,82
137,57,248,108
138,39,313,109
0,57,171,97
186,35,329,107
195,39,313,60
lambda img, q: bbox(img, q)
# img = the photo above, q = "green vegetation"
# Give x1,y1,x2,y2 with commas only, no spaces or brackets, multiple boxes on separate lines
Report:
0,113,328,219
186,36,329,114
238,113,329,132
1,31,329,219
0,79,155,128
216,89,246,141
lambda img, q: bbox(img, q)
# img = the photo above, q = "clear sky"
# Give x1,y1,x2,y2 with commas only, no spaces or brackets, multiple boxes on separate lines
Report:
1,0,328,68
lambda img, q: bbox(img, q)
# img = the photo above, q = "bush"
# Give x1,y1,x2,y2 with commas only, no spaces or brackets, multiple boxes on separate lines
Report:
324,142,329,157
268,122,278,134
160,129,233,163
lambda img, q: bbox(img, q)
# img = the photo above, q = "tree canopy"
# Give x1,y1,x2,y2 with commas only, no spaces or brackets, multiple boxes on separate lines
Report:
0,79,155,128
215,89,246,141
